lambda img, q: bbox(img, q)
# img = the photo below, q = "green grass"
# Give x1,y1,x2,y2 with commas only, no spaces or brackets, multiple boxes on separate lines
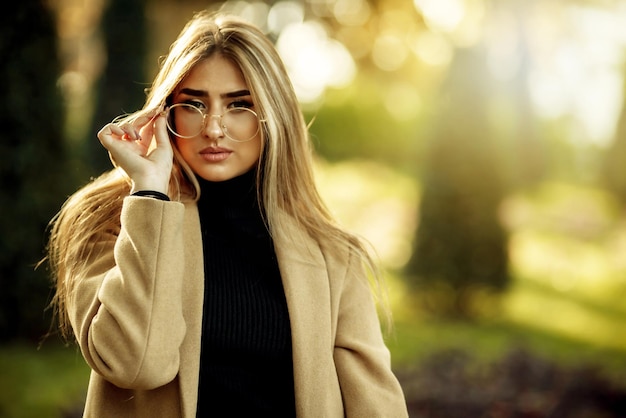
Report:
387,316,626,389
0,340,90,418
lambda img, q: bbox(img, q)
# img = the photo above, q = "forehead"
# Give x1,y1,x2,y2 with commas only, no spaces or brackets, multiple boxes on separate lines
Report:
177,54,248,93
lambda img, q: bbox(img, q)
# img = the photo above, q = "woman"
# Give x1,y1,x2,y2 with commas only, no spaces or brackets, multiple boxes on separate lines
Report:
47,10,408,417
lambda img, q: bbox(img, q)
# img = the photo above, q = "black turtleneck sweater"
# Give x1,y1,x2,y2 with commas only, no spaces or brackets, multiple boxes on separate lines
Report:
195,170,295,417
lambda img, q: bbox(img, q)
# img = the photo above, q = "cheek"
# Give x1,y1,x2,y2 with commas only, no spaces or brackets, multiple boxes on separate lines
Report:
243,139,262,161
234,142,261,173
245,138,262,165
174,139,193,161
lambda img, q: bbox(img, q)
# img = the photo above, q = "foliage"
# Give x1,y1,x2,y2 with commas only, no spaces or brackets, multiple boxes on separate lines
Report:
0,0,149,342
305,73,427,173
85,0,148,177
0,0,71,341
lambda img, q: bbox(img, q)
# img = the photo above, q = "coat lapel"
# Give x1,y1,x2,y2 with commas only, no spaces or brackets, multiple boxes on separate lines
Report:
180,202,204,417
272,213,343,416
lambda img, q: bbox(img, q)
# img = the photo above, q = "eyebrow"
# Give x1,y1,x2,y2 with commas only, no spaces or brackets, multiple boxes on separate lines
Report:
178,88,251,99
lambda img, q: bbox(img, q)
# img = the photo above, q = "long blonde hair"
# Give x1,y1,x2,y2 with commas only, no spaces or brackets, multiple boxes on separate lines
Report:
47,11,389,339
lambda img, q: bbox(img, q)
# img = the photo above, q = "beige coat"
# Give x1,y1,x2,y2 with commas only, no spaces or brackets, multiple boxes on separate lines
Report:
70,197,408,417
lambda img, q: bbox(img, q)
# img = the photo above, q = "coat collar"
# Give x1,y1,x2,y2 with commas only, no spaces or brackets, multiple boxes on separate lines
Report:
271,210,342,414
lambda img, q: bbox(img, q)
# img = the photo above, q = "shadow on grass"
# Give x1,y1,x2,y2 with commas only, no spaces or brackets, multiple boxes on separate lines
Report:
396,346,626,418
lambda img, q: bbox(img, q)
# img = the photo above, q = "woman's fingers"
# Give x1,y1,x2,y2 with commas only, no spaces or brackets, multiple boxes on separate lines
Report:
98,110,160,151
145,113,174,168
97,123,124,143
96,110,173,190
152,113,171,150
133,110,161,145
98,122,138,147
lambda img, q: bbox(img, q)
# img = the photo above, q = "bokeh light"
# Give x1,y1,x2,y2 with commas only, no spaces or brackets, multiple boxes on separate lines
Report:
276,20,356,103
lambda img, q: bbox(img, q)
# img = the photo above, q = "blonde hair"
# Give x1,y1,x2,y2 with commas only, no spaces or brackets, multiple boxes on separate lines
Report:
47,11,390,339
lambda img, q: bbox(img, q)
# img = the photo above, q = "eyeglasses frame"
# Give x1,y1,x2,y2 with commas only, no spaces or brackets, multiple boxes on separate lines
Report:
165,103,266,142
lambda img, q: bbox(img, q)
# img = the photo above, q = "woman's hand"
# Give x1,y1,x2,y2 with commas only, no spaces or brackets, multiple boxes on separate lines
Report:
98,110,173,194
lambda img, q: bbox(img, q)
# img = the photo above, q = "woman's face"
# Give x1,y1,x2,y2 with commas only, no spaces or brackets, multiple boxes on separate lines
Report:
170,54,262,182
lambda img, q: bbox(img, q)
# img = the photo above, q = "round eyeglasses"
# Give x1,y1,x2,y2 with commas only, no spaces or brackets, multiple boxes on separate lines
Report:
165,103,263,142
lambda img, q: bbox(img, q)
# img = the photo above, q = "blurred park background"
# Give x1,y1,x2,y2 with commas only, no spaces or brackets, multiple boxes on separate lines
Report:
2,0,626,416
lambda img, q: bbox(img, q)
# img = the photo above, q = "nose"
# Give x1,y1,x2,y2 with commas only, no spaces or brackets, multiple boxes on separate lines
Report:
203,114,224,139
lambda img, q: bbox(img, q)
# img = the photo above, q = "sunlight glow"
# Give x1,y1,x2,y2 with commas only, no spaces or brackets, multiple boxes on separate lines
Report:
315,160,418,270
384,81,422,122
413,0,466,33
485,9,522,82
409,30,453,67
526,4,626,146
504,288,626,351
333,0,371,26
500,183,626,351
222,0,270,30
277,21,356,103
372,33,408,72
267,1,304,35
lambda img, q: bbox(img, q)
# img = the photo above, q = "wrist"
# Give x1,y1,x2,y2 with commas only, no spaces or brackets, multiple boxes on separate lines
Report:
131,179,169,195
131,190,170,201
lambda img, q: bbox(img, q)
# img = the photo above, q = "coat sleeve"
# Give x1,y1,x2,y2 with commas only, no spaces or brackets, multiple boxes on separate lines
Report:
68,197,188,390
332,251,409,417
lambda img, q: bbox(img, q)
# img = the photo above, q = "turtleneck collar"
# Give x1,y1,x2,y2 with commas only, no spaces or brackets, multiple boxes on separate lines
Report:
196,169,271,241
197,169,260,217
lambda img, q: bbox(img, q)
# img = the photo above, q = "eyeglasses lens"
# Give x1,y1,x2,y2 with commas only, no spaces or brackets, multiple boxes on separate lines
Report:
166,104,259,142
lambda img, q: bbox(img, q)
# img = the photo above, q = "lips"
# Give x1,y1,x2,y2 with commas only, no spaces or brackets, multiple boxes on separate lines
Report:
199,146,232,162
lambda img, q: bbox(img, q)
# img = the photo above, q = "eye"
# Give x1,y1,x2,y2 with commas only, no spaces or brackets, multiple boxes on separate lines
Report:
181,99,206,110
228,100,254,110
